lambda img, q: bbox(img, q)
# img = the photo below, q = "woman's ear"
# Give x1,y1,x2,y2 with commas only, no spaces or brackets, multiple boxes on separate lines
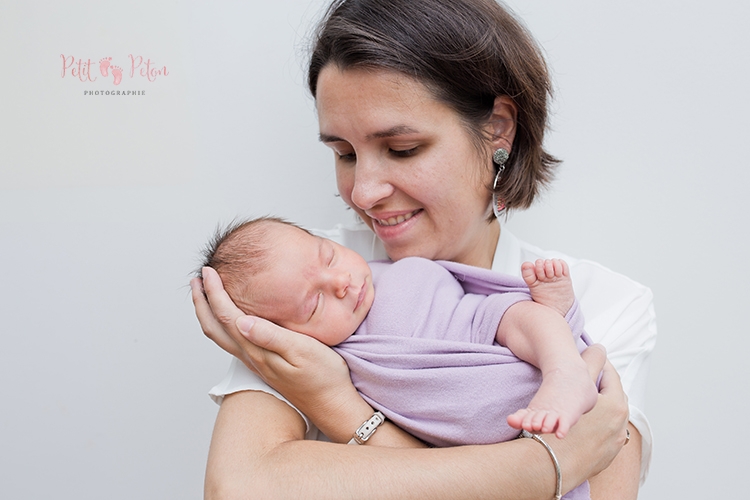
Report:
488,96,518,152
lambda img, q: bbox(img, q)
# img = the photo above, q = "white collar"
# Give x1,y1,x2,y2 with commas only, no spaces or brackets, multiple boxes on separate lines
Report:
492,223,522,276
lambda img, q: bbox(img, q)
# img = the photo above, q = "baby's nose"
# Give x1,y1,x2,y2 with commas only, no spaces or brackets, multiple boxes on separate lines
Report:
330,270,350,299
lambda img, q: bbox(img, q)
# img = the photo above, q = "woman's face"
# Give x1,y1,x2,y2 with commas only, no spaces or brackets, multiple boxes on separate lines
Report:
316,66,501,269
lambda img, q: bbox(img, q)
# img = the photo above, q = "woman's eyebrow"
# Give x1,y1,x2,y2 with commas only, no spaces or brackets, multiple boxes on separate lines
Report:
319,125,419,144
318,132,343,143
366,125,419,140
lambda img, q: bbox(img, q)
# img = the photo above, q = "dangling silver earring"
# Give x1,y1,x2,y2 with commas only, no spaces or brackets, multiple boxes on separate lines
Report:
492,148,509,218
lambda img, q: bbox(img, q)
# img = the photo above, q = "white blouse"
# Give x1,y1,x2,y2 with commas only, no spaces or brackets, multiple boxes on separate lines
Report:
209,221,656,483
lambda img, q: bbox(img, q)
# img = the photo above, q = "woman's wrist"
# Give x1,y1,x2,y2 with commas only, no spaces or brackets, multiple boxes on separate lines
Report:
319,395,377,444
527,432,590,496
284,375,376,444
303,389,427,448
519,432,562,499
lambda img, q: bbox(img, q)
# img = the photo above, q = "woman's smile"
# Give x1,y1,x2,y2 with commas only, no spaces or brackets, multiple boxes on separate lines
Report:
369,208,421,227
316,65,500,268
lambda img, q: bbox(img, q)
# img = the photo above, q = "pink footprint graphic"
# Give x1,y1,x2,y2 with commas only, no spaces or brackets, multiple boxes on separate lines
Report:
111,65,122,85
99,57,111,77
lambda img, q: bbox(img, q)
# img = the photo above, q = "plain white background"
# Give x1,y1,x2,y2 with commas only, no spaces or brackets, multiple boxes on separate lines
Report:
1,0,748,498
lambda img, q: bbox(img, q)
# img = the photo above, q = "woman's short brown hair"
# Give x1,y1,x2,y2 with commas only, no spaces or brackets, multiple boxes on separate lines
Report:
308,0,559,211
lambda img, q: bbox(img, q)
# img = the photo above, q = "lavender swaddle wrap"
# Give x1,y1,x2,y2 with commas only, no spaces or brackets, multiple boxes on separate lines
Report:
333,257,592,499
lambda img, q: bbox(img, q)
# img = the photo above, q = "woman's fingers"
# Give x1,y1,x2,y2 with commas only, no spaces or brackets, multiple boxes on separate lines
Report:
598,358,631,447
238,316,315,359
581,343,607,382
235,316,293,374
237,316,279,351
191,276,238,352
201,267,245,329
582,344,629,445
582,344,628,420
192,269,263,366
238,315,336,368
238,315,351,385
194,268,353,411
599,359,626,400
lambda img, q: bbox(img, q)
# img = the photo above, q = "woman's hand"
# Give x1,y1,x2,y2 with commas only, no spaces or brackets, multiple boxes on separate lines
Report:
191,267,371,440
583,345,641,498
548,344,632,492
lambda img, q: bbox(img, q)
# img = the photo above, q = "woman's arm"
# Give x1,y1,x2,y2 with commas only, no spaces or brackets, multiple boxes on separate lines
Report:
206,356,627,500
194,269,629,498
569,259,657,487
194,268,424,445
588,423,642,499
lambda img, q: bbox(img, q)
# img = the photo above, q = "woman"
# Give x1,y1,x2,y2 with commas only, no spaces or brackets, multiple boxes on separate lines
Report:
192,0,654,498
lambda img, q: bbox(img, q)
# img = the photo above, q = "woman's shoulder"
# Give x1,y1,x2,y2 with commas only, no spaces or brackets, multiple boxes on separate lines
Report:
524,242,653,313
501,229,656,342
500,229,653,303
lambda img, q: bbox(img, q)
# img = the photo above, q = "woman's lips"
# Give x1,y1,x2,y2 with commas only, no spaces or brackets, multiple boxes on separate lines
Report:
368,209,422,244
370,209,421,227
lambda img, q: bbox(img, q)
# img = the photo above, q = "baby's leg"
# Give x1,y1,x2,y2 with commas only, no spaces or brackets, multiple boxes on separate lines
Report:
521,259,574,317
507,344,605,438
498,300,598,439
506,356,601,438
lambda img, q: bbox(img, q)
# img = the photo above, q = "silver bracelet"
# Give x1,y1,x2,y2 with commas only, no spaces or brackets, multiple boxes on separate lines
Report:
520,430,562,500
347,411,386,445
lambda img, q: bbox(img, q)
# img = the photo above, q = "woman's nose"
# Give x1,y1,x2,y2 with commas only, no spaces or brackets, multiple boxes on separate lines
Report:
348,157,394,211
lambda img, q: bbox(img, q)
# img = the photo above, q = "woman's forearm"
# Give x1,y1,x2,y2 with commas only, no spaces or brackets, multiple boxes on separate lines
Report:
205,390,616,500
283,371,426,448
588,423,642,499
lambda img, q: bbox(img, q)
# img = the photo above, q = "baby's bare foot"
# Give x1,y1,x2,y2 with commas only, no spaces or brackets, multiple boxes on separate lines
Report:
521,259,574,316
507,362,599,439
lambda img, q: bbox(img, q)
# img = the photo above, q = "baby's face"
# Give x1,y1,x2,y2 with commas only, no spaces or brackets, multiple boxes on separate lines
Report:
244,223,375,346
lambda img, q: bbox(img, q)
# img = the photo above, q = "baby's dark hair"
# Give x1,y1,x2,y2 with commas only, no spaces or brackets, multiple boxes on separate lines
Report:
197,216,310,314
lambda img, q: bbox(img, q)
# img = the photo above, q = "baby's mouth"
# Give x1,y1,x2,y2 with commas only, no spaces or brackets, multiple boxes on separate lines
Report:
354,279,368,311
372,209,421,227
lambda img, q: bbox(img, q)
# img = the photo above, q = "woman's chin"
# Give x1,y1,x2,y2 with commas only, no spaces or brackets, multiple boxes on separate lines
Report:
382,241,433,263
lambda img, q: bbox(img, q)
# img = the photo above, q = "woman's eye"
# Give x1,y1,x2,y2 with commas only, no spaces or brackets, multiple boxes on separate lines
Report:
390,147,418,158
